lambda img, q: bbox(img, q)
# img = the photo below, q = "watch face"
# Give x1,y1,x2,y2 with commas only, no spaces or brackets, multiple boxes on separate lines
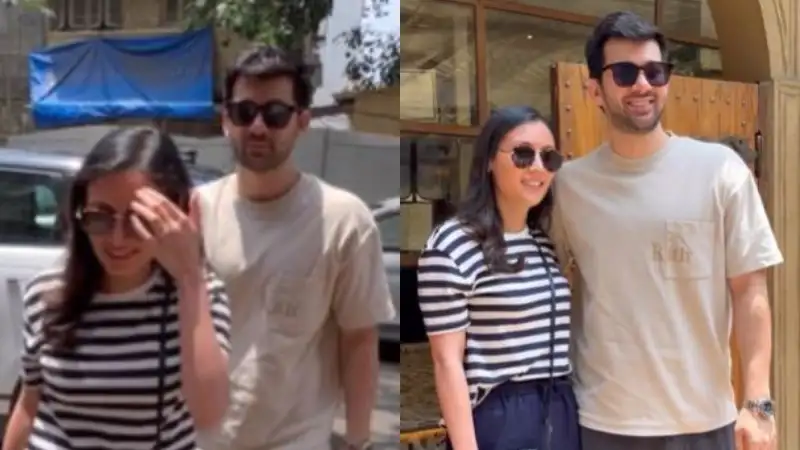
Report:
762,400,775,416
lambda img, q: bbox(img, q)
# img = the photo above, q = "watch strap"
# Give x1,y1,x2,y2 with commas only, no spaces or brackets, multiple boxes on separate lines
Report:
744,398,775,419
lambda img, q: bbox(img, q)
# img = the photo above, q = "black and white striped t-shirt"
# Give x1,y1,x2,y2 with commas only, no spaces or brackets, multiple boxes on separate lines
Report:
417,219,572,405
20,268,231,450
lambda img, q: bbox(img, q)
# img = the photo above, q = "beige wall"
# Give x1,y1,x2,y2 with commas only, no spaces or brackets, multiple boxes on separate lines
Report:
350,86,399,136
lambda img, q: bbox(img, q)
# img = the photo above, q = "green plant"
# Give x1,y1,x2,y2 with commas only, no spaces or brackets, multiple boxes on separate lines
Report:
184,0,333,56
338,0,399,90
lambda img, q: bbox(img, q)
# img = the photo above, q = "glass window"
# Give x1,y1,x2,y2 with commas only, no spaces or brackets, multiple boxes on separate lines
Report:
486,10,591,118
401,134,473,241
0,169,67,245
377,212,400,250
400,1,477,126
401,135,473,204
506,0,655,22
660,0,717,40
669,42,722,78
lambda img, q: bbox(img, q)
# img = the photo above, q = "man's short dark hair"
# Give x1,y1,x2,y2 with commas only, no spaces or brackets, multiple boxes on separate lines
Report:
223,45,314,109
585,11,668,80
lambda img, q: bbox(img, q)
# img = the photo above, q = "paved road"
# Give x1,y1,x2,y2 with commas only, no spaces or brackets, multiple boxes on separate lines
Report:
333,362,400,449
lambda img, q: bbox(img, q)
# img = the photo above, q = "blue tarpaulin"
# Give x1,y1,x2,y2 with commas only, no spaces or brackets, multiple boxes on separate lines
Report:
29,27,215,128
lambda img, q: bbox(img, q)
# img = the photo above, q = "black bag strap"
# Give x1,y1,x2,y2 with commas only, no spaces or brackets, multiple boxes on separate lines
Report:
153,277,171,449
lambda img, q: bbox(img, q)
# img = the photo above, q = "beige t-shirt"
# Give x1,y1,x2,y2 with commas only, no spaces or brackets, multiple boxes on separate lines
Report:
194,173,395,450
552,135,783,436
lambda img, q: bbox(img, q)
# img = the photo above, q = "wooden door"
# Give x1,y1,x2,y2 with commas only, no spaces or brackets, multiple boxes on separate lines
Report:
550,62,760,407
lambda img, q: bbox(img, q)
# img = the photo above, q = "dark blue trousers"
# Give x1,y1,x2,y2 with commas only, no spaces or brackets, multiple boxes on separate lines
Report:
448,377,581,450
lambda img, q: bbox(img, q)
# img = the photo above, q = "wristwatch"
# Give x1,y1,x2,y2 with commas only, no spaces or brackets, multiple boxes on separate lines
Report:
744,398,776,420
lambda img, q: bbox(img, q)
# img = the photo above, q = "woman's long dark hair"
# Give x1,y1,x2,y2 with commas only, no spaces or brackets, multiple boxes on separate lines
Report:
46,126,193,350
456,106,555,273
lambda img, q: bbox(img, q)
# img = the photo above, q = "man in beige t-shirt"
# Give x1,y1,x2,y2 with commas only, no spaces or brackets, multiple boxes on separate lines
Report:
552,12,782,450
193,45,395,450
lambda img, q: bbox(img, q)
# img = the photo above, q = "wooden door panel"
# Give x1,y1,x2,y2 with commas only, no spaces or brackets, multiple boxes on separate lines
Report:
551,62,759,408
551,63,758,157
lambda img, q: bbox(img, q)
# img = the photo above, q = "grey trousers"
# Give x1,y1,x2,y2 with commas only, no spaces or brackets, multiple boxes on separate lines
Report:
580,423,735,450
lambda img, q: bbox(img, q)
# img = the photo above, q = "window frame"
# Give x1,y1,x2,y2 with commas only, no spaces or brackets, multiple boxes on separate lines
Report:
61,0,122,30
67,0,102,29
0,165,70,248
48,0,68,30
102,0,123,28
163,0,188,26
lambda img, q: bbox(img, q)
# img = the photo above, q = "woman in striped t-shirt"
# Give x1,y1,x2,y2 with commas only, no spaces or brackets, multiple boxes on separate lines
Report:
417,106,579,450
2,127,231,450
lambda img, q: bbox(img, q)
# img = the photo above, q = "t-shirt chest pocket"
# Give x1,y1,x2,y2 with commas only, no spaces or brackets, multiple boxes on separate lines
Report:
658,220,715,279
266,264,328,337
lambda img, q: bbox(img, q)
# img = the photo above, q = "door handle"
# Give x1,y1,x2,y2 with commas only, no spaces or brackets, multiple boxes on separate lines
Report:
6,278,22,304
6,277,24,347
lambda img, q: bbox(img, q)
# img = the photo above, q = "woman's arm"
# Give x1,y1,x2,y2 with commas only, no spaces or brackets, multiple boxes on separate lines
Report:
417,247,477,450
2,386,40,450
429,332,477,450
175,268,231,430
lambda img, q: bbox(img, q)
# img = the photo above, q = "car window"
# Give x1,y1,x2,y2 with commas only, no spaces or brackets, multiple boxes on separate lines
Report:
0,166,219,247
0,169,67,245
376,212,400,250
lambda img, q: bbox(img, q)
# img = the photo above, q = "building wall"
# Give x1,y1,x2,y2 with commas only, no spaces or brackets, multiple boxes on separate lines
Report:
350,86,399,136
0,6,46,139
41,0,324,137
46,0,253,101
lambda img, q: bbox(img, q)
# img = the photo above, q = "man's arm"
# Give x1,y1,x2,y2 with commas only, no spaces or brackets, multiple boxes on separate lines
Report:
339,327,379,447
332,207,395,448
549,185,575,282
729,270,771,400
721,156,783,404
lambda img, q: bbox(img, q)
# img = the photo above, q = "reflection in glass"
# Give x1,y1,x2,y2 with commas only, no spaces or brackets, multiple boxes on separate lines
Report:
401,136,464,201
507,0,655,22
660,0,717,39
400,1,477,126
669,42,722,78
486,11,591,118
400,134,474,226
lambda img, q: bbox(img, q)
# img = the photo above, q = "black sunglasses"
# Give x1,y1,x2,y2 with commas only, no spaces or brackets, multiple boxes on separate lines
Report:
603,61,673,88
226,100,297,129
501,145,563,172
77,209,137,236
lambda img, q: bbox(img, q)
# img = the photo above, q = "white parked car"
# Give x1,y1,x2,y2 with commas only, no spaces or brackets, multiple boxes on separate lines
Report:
370,197,400,344
0,148,223,435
